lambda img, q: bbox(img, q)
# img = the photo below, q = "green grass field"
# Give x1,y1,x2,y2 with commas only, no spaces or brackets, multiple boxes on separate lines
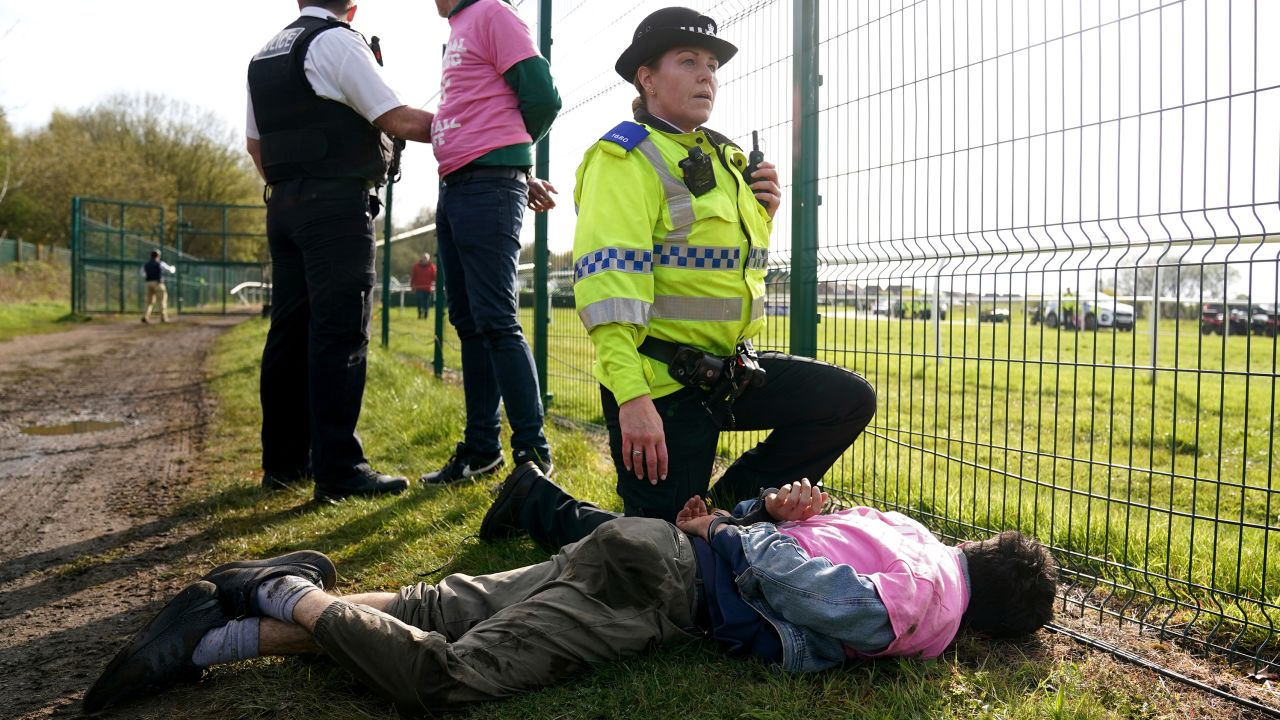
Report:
183,317,1225,719
379,304,1280,653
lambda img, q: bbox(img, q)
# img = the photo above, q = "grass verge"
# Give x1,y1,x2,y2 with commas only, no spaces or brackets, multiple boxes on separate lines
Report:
0,300,88,342
163,317,1257,719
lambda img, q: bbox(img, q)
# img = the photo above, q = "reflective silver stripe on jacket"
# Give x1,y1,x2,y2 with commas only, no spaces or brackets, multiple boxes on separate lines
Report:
635,139,694,240
654,242,740,270
653,295,743,322
579,297,653,331
750,296,764,320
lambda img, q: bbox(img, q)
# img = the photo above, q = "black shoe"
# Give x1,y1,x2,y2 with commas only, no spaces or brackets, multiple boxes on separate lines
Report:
83,581,228,713
479,461,545,541
201,550,337,619
261,466,311,491
420,443,503,485
314,471,408,504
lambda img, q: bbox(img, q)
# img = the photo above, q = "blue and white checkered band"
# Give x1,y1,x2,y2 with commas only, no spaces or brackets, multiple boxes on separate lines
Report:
574,247,654,281
637,22,717,39
655,243,741,270
748,247,769,270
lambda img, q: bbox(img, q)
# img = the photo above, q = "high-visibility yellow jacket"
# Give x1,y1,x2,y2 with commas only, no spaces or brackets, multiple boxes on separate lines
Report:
572,118,773,405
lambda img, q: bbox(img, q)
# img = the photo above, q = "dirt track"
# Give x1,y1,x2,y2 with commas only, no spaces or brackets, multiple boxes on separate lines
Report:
0,316,242,719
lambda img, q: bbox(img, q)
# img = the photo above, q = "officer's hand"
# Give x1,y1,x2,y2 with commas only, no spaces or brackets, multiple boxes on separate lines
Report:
527,178,558,212
618,395,668,484
749,161,781,219
764,478,828,522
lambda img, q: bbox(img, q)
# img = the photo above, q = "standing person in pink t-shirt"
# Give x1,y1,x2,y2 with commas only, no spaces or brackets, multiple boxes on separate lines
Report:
420,0,562,486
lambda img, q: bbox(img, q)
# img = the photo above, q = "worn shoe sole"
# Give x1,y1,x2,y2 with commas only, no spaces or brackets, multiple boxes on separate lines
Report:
83,581,227,713
479,462,540,540
202,551,337,617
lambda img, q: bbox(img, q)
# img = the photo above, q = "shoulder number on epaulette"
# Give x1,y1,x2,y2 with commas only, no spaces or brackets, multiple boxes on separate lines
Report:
600,121,649,152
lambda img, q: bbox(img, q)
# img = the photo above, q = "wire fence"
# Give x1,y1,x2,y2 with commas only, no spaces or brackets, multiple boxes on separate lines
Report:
380,0,1280,676
0,237,70,266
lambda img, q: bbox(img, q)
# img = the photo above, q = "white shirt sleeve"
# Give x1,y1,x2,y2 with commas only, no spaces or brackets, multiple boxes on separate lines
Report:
246,81,260,140
304,29,404,124
162,262,177,275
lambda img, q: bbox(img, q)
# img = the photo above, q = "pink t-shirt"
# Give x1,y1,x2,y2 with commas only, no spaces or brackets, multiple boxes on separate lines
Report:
432,0,538,177
777,507,970,659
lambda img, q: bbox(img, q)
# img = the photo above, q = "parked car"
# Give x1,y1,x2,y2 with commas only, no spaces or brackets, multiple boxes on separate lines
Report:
894,299,946,320
979,307,1011,323
1042,298,1134,331
1201,303,1250,335
1250,304,1279,337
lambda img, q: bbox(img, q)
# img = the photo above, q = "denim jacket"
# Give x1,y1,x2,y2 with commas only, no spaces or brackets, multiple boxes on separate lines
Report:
720,499,968,672
721,521,894,672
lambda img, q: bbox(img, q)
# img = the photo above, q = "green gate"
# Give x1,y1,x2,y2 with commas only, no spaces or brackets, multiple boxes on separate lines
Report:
174,202,269,315
70,197,268,316
70,198,167,315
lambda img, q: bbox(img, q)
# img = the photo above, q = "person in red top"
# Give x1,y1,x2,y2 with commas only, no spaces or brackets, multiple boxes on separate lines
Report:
409,253,437,319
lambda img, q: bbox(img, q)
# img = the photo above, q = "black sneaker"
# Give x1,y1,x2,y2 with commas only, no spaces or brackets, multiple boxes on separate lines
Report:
420,443,503,485
314,470,409,504
479,462,545,541
261,466,311,491
512,448,554,477
83,581,228,713
202,550,337,619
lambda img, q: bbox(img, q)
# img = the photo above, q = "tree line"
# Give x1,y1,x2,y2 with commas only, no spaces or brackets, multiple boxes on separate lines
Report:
0,94,264,261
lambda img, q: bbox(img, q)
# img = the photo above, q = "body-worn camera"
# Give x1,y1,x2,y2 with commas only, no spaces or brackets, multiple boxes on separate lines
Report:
679,146,717,196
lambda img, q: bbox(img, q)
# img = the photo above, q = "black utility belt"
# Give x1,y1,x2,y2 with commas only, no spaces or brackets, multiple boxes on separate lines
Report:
441,165,528,186
638,337,767,429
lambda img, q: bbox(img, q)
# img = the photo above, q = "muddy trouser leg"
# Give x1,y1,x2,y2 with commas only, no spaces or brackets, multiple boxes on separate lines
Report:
311,518,699,713
708,353,877,508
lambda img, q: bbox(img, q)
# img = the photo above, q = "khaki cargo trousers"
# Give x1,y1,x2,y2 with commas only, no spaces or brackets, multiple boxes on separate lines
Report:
312,518,701,713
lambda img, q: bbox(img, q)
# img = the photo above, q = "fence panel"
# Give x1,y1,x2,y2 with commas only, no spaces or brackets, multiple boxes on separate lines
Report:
377,0,1280,674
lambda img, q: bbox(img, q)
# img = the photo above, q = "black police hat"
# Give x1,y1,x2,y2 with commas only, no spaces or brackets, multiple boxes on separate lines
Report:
614,7,739,82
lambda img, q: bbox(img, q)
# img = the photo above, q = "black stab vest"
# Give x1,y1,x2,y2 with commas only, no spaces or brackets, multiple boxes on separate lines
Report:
247,16,394,185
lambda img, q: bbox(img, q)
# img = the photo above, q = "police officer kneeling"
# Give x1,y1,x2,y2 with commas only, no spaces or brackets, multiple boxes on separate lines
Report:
481,7,879,551
247,0,433,502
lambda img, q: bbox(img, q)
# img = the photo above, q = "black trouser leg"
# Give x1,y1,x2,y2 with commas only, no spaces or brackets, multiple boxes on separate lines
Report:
516,472,621,552
260,180,377,488
602,386,721,521
260,203,311,475
707,352,876,508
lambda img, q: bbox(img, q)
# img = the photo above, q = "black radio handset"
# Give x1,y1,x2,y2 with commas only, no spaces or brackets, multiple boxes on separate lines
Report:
744,131,766,207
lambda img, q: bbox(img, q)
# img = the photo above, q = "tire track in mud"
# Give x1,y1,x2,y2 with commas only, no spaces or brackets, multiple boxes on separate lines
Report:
0,316,243,718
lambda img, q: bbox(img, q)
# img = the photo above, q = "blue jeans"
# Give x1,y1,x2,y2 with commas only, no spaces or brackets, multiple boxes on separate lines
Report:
436,175,549,462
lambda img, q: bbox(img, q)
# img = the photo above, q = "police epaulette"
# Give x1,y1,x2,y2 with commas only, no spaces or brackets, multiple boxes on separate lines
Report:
600,121,649,152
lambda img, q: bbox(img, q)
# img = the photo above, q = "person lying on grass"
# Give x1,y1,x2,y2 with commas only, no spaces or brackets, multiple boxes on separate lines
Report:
84,465,1058,714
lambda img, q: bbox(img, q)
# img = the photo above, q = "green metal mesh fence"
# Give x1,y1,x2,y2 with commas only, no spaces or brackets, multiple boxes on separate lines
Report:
389,0,1280,676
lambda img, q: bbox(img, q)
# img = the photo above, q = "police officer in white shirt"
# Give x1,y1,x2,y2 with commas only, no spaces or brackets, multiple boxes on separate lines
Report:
247,0,433,503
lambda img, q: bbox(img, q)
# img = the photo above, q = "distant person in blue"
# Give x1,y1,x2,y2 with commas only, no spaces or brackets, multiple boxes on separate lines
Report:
141,250,175,324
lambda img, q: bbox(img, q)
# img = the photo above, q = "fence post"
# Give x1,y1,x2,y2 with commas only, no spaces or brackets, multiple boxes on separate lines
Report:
382,179,395,349
789,0,820,358
532,0,553,408
70,197,81,314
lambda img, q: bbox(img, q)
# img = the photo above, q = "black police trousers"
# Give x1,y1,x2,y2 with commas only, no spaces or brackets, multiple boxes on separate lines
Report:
259,178,378,489
515,352,877,550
